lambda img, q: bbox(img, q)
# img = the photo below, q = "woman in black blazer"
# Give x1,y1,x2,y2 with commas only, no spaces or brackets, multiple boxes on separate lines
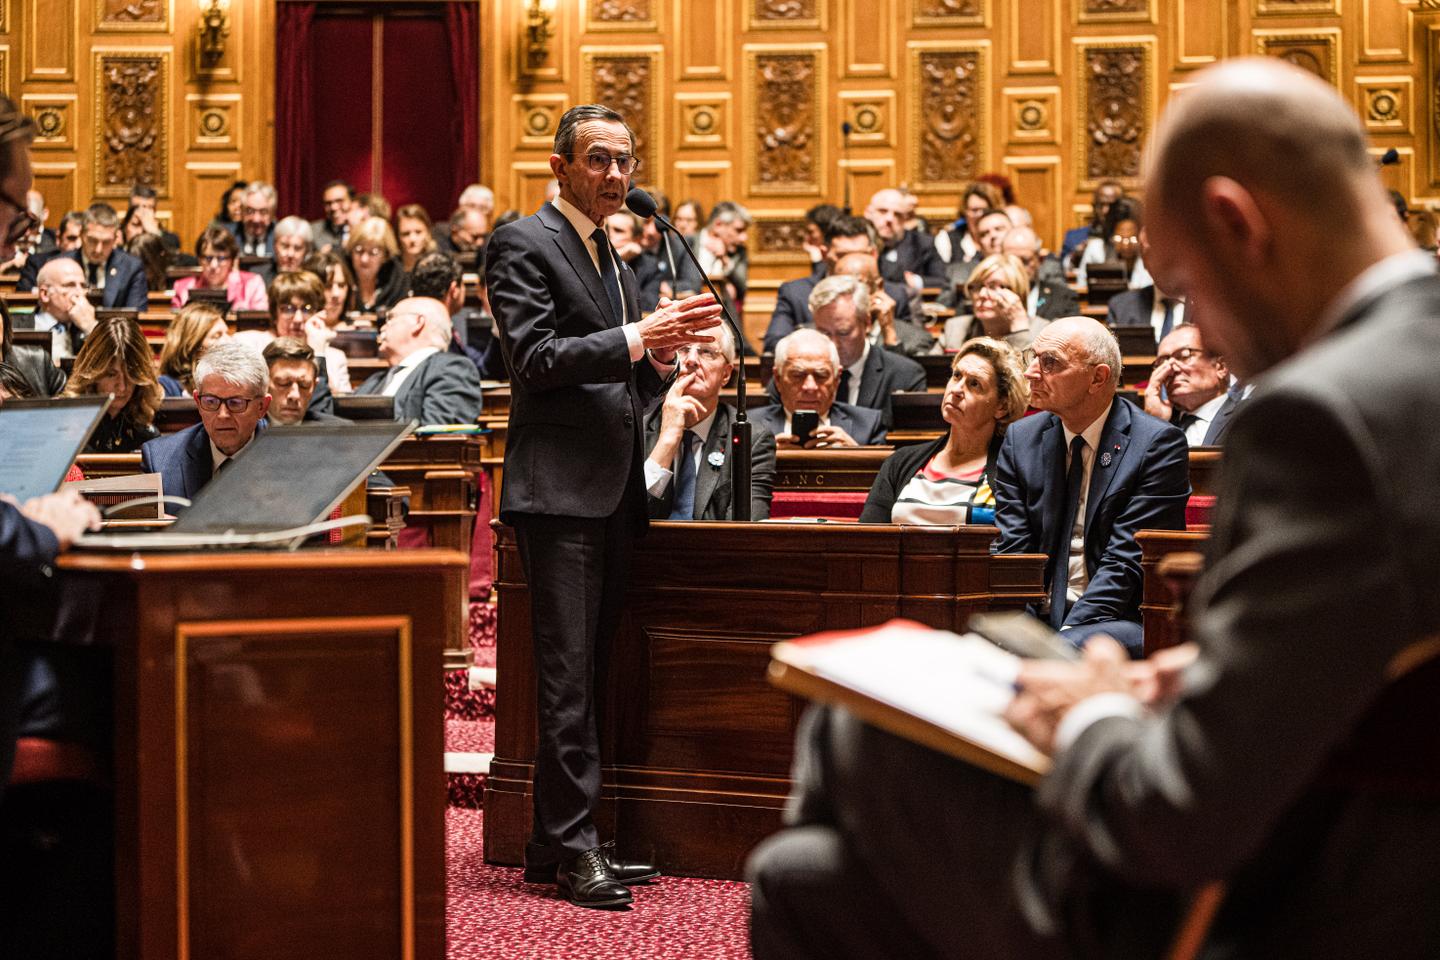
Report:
860,337,1029,524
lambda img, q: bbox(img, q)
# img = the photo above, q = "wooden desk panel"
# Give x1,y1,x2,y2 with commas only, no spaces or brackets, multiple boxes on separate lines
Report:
485,522,1046,879
1139,528,1210,655
56,549,466,960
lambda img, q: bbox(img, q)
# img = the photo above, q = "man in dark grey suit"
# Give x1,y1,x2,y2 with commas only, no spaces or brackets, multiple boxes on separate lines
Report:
643,323,776,521
809,275,926,431
749,58,1440,960
352,297,483,426
1106,283,1185,350
1142,323,1239,446
486,104,722,909
17,203,147,309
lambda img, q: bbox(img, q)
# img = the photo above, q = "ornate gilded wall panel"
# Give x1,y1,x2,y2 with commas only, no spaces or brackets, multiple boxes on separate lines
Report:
1254,0,1337,16
1255,29,1340,86
585,0,657,31
1003,86,1059,144
910,42,988,190
839,91,894,146
582,46,661,185
185,92,239,151
1429,25,1440,187
32,160,77,222
843,0,893,78
1358,77,1411,134
1079,0,1153,24
1007,0,1057,73
913,0,985,26
750,210,809,263
1360,0,1412,64
94,49,169,197
512,93,570,149
1074,39,1152,187
96,0,172,32
748,0,822,30
744,45,824,195
23,93,75,149
676,93,729,148
672,160,734,211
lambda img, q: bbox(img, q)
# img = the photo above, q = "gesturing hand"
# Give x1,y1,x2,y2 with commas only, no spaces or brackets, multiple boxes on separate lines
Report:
637,292,722,352
13,490,102,551
1143,359,1176,421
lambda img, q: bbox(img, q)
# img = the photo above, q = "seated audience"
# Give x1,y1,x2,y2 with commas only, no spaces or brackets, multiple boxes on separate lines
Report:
751,328,885,448
435,184,493,249
634,190,703,305
1062,178,1124,266
943,253,1044,351
267,270,351,395
1002,226,1077,319
865,187,946,294
801,203,843,276
860,338,1028,524
352,296,482,424
311,179,353,253
18,203,147,309
25,188,55,254
0,299,66,396
409,251,505,380
173,226,268,310
934,180,1005,264
27,256,96,359
157,301,230,396
231,181,278,257
54,209,84,253
61,316,161,453
263,338,343,425
440,206,489,256
808,274,926,430
991,316,1189,654
303,249,357,328
270,215,314,278
1075,196,1151,289
345,216,407,312
209,180,247,232
1106,282,1185,348
126,231,172,292
395,204,438,274
356,191,391,222
1143,323,1239,446
124,183,181,251
643,323,776,521
940,208,1012,302
695,201,751,302
830,251,934,357
139,340,271,504
671,199,704,239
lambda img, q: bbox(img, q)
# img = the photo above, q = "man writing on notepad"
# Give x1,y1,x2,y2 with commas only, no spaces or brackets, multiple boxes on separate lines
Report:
749,58,1440,960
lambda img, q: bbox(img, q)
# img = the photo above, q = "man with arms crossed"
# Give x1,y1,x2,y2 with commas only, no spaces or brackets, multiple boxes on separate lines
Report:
750,58,1440,959
486,104,722,909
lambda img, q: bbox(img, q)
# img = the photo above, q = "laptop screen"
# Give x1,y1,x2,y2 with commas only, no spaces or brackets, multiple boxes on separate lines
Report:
0,397,109,502
168,421,414,534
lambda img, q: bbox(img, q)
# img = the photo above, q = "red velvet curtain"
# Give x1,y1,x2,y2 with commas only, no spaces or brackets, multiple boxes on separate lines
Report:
445,2,480,205
274,2,316,219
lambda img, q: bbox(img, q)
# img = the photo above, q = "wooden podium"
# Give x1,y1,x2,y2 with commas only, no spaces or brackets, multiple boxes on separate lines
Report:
56,548,468,960
485,522,1046,880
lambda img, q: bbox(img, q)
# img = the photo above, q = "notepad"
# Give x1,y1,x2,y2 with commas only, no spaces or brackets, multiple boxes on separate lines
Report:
769,619,1051,785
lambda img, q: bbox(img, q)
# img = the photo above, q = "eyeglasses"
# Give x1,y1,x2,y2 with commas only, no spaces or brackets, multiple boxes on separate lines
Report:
569,152,641,175
197,394,260,413
780,366,834,385
46,280,91,294
1152,347,1209,369
1027,351,1087,376
677,345,726,361
277,303,317,317
201,253,233,264
0,188,39,249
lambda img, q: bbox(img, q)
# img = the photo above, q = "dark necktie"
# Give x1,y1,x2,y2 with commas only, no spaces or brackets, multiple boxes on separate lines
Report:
837,369,852,405
1050,435,1087,629
1177,411,1200,435
668,430,699,520
591,228,624,325
1159,297,1177,341
87,261,100,288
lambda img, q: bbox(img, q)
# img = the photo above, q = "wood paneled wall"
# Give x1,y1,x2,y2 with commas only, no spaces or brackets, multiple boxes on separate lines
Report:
481,0,1437,296
1,0,274,251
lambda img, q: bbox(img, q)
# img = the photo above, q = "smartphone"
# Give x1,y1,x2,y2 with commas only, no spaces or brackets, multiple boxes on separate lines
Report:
792,409,819,445
968,611,1082,661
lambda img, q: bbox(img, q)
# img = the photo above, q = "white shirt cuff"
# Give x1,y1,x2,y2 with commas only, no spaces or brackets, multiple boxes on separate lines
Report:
624,322,645,362
1054,692,1144,753
643,458,672,497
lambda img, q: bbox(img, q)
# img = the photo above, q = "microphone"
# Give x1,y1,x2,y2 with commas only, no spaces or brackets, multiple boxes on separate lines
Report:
1379,147,1400,167
626,186,753,521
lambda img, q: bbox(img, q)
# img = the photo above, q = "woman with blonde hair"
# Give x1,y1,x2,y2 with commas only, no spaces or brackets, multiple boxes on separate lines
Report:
157,301,229,396
943,253,1041,351
265,270,351,393
63,316,162,452
394,204,438,274
344,216,407,312
860,337,1029,524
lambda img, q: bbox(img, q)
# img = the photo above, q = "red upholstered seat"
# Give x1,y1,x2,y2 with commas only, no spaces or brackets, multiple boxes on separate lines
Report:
770,490,866,522
1186,494,1216,527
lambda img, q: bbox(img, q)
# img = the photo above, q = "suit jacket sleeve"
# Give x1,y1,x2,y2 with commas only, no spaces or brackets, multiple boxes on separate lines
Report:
308,356,336,417
763,286,802,354
1065,424,1189,626
486,226,634,393
417,354,484,425
749,424,777,521
120,263,148,310
0,500,60,577
916,237,948,289
1039,389,1417,888
990,427,1030,553
896,355,928,393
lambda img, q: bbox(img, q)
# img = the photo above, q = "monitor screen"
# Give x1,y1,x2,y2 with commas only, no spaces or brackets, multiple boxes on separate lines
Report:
0,397,109,502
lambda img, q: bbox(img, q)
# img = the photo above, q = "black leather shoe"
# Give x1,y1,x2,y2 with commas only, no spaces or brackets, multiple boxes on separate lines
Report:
557,848,632,909
522,862,557,884
600,840,660,885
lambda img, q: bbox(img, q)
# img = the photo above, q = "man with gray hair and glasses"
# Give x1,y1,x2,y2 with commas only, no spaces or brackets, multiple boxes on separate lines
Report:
234,180,278,258
140,339,272,506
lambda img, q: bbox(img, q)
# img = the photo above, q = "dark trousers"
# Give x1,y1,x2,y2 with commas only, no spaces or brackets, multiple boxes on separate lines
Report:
511,492,641,865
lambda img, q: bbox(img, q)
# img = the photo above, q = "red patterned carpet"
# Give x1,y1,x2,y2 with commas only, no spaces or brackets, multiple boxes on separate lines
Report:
446,808,753,960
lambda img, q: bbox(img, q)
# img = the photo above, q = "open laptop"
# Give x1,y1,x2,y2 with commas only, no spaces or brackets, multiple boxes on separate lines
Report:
75,420,416,551
0,396,110,502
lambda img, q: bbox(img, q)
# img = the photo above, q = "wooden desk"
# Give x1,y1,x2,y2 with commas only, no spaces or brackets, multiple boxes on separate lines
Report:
56,548,466,960
376,434,485,552
486,522,1047,879
1139,528,1210,655
774,447,893,490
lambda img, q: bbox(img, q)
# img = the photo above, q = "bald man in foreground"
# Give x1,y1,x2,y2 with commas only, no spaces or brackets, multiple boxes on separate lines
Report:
749,58,1440,959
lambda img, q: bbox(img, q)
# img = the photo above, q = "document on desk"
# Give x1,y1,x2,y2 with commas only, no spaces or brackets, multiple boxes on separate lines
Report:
769,619,1051,785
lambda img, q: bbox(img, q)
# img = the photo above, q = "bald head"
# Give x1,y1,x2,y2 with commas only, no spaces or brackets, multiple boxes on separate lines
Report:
1025,316,1121,430
36,255,85,322
864,189,907,244
379,296,454,363
37,255,82,288
831,251,880,285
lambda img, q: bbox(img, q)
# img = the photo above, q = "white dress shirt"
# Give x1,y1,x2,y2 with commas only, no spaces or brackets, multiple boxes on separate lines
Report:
382,346,439,398
1179,393,1228,446
29,310,73,359
552,195,659,365
1060,401,1113,607
1148,291,1185,342
842,342,869,407
643,407,717,496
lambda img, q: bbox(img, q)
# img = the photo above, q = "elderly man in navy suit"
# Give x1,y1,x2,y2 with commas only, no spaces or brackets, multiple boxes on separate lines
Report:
992,315,1189,654
140,340,271,507
17,203,147,309
751,328,886,447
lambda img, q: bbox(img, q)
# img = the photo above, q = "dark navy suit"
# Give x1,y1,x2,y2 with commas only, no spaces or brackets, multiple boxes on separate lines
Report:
749,401,886,446
139,420,268,509
991,398,1189,653
17,248,148,309
763,274,918,353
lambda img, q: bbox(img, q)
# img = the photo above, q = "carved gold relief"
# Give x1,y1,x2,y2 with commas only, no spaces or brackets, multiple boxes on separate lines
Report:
910,43,988,189
513,93,569,148
186,93,237,150
1255,30,1339,86
840,91,894,146
913,0,984,25
24,94,75,148
94,51,169,197
679,96,727,147
746,46,824,194
1005,86,1062,144
583,48,660,185
749,0,822,29
1079,0,1152,23
1358,77,1411,133
1254,0,1337,16
1076,40,1152,185
586,0,656,30
753,217,808,256
96,0,171,31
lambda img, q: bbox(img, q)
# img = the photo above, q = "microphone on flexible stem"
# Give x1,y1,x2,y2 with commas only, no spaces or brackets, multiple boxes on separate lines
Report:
1379,147,1400,167
626,186,752,521
841,121,853,215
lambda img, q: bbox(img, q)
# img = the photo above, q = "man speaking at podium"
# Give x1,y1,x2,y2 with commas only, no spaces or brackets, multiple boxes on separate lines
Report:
486,104,722,909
